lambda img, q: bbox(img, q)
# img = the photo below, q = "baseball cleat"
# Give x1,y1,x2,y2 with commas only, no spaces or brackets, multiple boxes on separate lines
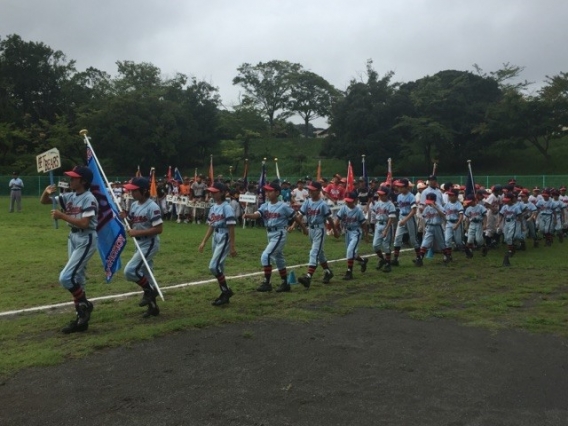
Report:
360,258,368,273
382,263,392,273
413,257,423,267
481,246,488,257
275,282,291,293
502,253,511,267
212,289,234,306
376,259,386,270
256,282,273,292
391,259,400,267
298,274,311,288
342,271,353,280
322,270,334,284
143,300,160,318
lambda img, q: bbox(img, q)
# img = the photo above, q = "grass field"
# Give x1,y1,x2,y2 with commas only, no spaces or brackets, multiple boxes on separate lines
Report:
1,196,567,378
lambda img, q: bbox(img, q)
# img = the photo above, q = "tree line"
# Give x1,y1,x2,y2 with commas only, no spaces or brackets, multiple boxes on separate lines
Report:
1,34,567,176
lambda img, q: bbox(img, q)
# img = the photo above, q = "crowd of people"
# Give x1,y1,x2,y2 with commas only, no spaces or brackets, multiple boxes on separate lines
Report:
40,167,567,334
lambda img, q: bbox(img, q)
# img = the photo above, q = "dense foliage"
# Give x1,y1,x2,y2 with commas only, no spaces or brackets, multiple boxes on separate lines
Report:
1,34,567,175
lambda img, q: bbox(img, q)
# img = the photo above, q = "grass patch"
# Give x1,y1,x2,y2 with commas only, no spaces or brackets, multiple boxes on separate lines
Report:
1,197,568,378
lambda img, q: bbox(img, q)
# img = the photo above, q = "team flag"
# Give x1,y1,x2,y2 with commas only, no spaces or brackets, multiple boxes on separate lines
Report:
209,155,214,183
386,158,393,185
465,160,476,197
167,166,172,182
135,165,141,178
316,160,322,182
174,167,183,183
87,147,127,283
194,167,198,182
150,167,158,198
346,161,355,192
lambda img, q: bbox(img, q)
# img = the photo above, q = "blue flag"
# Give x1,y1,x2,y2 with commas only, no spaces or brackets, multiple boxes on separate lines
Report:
87,147,127,283
174,167,183,183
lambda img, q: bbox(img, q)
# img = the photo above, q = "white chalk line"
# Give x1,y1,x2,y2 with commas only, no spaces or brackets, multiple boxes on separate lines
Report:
0,249,413,318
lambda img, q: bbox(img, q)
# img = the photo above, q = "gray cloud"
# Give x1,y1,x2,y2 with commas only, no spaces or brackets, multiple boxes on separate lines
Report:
3,0,567,125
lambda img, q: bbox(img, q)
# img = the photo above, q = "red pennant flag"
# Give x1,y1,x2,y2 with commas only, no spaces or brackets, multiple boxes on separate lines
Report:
209,155,214,183
346,161,355,192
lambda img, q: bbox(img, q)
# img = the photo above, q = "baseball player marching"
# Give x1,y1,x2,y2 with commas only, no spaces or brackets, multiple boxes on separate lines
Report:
296,181,340,288
499,191,524,266
415,193,451,266
40,166,98,334
243,180,306,293
199,182,237,306
370,186,397,272
463,194,488,258
393,178,421,266
334,191,369,280
120,177,163,318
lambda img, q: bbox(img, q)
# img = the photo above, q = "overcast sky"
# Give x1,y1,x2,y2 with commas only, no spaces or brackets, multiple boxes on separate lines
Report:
3,0,567,127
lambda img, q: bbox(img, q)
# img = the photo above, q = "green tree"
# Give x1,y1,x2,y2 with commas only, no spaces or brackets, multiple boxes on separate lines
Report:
326,60,404,174
233,60,302,130
288,70,339,137
0,34,76,125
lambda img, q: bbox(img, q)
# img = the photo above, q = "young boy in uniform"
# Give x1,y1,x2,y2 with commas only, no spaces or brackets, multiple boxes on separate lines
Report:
463,194,488,258
243,180,306,293
198,182,237,306
499,191,524,266
415,193,451,266
40,166,98,333
334,191,369,280
370,186,397,272
392,178,420,266
120,177,163,318
536,189,554,246
296,181,340,288
444,188,465,252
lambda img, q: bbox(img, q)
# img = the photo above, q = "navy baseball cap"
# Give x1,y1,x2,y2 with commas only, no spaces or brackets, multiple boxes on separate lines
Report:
377,186,390,195
428,175,437,181
207,182,226,193
124,177,150,191
263,180,281,192
65,166,93,184
307,181,322,191
394,178,409,187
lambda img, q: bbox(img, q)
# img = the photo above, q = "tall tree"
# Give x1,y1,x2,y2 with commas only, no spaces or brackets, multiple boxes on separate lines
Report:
233,60,302,130
326,60,404,174
0,34,76,124
288,70,339,137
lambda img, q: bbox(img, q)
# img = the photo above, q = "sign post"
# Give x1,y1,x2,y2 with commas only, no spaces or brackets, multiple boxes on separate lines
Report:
239,193,257,229
36,148,61,229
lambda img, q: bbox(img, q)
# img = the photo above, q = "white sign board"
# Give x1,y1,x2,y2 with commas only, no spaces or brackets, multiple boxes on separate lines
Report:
36,148,61,173
239,194,257,204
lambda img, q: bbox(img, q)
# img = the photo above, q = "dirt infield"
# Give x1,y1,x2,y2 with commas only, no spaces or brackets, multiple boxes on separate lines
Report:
1,309,567,426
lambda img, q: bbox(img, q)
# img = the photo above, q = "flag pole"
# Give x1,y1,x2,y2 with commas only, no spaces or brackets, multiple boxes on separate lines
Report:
79,129,164,301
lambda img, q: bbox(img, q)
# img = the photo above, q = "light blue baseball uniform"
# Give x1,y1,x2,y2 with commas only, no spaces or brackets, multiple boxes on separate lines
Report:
421,204,446,250
371,199,396,253
56,191,98,290
207,201,236,276
499,202,523,244
257,201,295,270
552,199,565,232
336,204,367,261
394,192,419,249
464,203,487,246
124,198,163,282
536,198,554,234
444,200,464,248
299,198,332,266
